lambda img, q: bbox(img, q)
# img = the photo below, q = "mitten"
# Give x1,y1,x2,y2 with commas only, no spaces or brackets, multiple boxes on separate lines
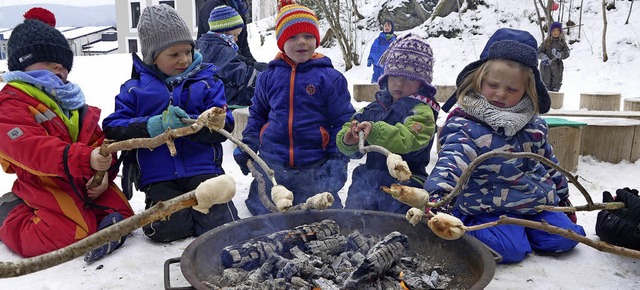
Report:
607,188,640,227
147,115,164,137
233,147,253,175
540,54,551,66
161,105,190,131
558,198,577,224
551,48,561,59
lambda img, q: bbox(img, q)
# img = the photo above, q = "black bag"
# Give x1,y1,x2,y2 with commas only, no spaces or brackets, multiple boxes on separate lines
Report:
119,150,141,200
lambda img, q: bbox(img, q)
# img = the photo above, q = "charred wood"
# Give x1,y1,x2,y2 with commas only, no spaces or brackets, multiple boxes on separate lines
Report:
343,232,408,288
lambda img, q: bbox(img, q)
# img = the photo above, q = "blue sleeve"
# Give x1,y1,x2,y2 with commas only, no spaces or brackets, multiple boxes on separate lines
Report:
243,71,270,150
537,120,569,200
102,81,152,140
187,77,234,144
327,73,356,140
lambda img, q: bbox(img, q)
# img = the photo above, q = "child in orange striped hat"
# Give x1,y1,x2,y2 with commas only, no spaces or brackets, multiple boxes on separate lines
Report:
232,0,356,215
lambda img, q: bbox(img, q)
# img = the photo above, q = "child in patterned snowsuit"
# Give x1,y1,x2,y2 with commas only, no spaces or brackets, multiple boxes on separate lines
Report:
338,34,439,214
428,28,585,263
538,22,570,92
233,3,355,216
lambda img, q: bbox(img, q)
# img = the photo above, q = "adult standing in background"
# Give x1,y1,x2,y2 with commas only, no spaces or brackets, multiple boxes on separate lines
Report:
197,0,264,69
367,19,396,84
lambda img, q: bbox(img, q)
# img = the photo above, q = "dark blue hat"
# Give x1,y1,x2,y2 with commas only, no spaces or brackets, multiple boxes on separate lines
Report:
550,22,562,33
7,19,73,72
442,28,551,114
383,19,394,34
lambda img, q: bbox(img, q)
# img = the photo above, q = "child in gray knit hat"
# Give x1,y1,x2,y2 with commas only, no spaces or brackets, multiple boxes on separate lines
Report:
102,4,240,243
337,33,440,214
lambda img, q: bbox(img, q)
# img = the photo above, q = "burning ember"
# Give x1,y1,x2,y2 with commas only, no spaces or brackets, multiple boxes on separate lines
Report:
206,219,452,289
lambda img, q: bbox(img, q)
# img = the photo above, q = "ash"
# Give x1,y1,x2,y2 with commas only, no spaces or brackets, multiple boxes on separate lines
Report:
206,219,453,289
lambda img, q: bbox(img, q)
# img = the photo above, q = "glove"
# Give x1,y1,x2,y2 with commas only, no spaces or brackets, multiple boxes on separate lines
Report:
233,147,253,175
540,54,551,66
147,115,164,137
558,198,577,224
603,188,640,227
161,105,190,131
367,59,372,67
551,48,561,59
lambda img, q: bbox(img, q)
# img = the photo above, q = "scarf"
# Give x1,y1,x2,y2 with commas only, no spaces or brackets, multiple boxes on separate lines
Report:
209,32,239,52
460,93,535,137
165,52,204,87
1,70,86,110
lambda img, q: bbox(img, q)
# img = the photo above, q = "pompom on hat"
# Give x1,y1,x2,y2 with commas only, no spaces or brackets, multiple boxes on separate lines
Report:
7,15,73,72
24,7,56,27
275,0,320,51
137,4,194,65
441,28,551,114
377,33,436,97
208,5,245,33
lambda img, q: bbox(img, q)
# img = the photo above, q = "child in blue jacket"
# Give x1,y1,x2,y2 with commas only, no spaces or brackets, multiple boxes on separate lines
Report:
233,3,356,216
196,5,264,107
367,19,396,83
102,4,239,243
427,28,585,263
338,34,439,214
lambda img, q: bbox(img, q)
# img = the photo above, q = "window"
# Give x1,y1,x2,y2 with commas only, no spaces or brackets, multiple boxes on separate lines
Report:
131,2,141,29
159,1,174,8
128,39,138,53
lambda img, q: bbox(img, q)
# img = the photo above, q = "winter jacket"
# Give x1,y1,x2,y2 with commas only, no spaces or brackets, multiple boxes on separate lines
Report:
102,53,233,187
337,90,439,177
243,52,355,168
0,82,133,257
368,32,396,69
424,108,568,216
196,33,260,107
538,37,570,91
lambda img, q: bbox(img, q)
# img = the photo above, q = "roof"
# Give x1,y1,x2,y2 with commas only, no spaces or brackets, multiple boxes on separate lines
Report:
61,26,114,39
82,39,118,53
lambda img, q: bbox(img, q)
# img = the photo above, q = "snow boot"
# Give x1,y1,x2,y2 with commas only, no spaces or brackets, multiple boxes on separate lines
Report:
0,192,24,227
84,212,128,263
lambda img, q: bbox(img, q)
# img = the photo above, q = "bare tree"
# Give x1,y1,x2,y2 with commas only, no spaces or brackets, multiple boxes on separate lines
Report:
625,0,635,25
602,0,608,62
579,0,584,38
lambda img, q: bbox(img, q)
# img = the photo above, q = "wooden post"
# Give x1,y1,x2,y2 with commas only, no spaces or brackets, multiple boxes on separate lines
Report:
231,107,250,141
434,85,457,103
548,126,581,172
579,92,621,111
624,97,640,111
353,84,379,102
578,117,640,163
549,91,564,110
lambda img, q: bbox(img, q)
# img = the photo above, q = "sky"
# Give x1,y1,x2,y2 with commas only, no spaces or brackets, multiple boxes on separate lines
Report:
1,0,640,289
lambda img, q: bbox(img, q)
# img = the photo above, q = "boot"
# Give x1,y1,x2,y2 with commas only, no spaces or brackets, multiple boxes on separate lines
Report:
84,212,128,263
0,192,24,227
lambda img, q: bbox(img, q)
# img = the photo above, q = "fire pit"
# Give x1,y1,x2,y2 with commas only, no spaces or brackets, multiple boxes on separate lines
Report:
165,209,499,289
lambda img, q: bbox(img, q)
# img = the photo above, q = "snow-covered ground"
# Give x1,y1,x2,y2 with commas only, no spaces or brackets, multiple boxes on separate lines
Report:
1,0,640,289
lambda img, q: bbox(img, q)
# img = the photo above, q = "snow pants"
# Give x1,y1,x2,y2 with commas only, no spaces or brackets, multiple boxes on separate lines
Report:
345,166,421,214
0,184,134,258
540,61,565,92
454,209,586,263
245,157,348,216
371,66,384,84
142,173,239,242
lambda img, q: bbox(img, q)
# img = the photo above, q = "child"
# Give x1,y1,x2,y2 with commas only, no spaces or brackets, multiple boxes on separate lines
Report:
538,22,570,92
367,19,396,84
102,4,239,243
0,13,134,262
196,5,263,107
233,2,356,216
338,34,440,214
596,187,640,250
425,28,585,263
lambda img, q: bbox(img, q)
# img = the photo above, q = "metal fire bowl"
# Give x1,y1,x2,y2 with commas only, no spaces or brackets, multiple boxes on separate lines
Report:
171,209,498,290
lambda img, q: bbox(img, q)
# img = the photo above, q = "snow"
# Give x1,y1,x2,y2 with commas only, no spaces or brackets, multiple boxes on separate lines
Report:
1,0,640,289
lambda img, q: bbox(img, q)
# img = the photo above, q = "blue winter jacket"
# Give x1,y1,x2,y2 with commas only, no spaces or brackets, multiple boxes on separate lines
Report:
243,52,355,168
102,53,233,187
424,108,568,215
196,33,260,107
368,32,396,68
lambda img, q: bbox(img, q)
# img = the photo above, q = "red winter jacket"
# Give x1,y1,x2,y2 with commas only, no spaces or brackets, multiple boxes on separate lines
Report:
0,83,133,257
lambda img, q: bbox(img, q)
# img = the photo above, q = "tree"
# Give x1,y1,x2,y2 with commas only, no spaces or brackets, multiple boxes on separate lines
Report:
601,0,608,62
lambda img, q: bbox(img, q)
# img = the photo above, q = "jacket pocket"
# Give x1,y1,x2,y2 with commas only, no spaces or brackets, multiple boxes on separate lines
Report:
319,126,329,150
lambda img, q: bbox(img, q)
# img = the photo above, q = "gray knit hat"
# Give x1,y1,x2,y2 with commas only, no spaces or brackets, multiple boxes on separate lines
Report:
137,4,194,65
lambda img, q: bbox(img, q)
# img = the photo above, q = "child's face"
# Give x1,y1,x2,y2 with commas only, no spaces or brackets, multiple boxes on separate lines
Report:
480,60,526,108
154,42,193,76
24,61,68,82
383,22,392,33
387,76,422,101
224,27,243,42
283,33,317,64
551,28,561,38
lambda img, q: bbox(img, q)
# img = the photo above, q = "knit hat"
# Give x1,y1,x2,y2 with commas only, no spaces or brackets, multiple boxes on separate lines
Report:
208,5,244,33
549,21,562,32
275,3,320,51
24,7,56,27
7,19,73,72
137,4,194,65
377,33,436,96
441,28,551,114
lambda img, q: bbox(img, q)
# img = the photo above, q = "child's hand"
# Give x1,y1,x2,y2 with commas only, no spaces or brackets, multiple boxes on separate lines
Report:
86,174,109,199
162,105,190,130
356,121,372,140
342,120,360,145
90,148,112,171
